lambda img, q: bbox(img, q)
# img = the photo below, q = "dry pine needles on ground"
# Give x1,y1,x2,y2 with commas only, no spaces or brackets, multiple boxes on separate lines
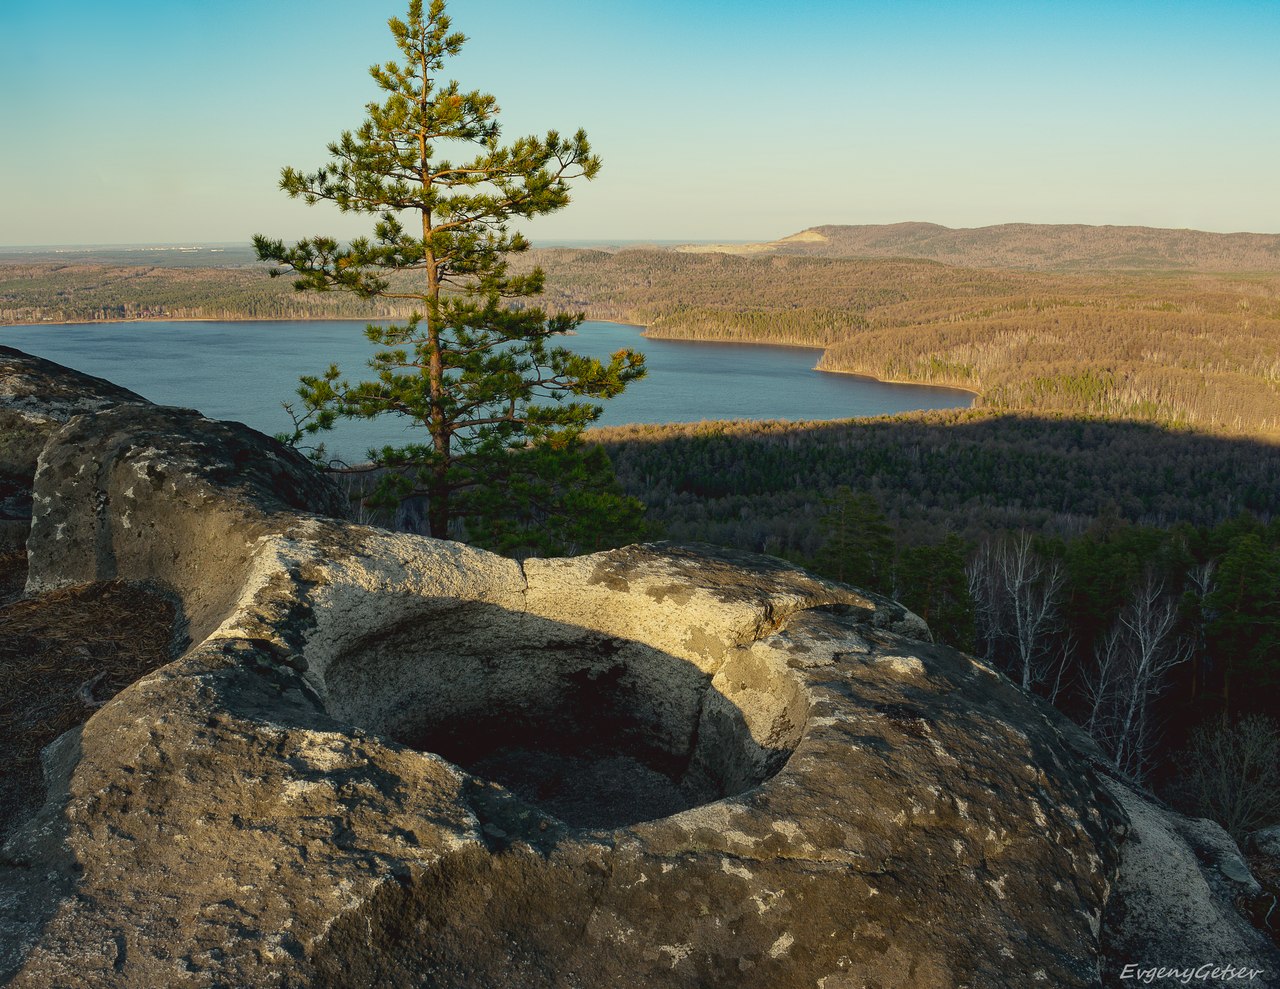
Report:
0,553,177,839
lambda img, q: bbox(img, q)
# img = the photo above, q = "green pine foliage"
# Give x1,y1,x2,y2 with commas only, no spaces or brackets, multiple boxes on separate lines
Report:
459,440,651,558
251,0,645,545
809,489,974,651
1205,527,1280,710
893,534,976,652
814,487,894,588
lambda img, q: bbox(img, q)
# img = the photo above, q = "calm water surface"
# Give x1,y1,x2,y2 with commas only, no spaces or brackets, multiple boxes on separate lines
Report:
1,320,971,460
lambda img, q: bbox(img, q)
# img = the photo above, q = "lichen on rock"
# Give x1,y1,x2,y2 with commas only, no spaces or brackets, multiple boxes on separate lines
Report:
0,347,1275,988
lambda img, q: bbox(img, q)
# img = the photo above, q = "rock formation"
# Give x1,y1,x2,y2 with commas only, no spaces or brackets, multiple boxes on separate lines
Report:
0,347,1275,988
1253,826,1280,861
0,347,148,549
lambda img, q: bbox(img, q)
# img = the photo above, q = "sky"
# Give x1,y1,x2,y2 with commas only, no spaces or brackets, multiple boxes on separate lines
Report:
2,0,1278,246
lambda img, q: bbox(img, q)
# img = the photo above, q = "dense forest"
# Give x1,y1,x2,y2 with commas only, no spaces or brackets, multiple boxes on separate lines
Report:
521,250,1280,437
592,411,1280,554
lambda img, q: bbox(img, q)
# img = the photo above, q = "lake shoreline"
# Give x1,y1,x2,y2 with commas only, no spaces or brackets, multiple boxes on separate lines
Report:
5,314,982,404
1,318,976,445
638,327,981,401
7,314,642,329
5,312,977,401
2,316,386,328
816,365,980,399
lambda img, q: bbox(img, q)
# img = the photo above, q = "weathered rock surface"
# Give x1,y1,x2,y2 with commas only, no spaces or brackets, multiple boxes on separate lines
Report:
1,346,1275,988
26,399,351,646
1252,825,1280,860
0,347,148,548
1099,781,1275,985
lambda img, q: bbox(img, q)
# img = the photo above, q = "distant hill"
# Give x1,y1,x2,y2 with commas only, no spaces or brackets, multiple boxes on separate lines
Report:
675,222,1280,271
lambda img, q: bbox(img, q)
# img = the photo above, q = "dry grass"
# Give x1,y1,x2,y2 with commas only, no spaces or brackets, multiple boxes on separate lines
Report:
0,554,177,839
0,548,25,606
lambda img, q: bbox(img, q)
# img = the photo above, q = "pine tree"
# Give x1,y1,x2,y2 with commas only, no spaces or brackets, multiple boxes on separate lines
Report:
895,533,975,651
253,0,645,544
1205,532,1280,713
813,487,895,590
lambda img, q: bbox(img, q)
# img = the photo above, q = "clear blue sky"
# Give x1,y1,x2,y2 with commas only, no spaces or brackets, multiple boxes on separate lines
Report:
2,0,1277,245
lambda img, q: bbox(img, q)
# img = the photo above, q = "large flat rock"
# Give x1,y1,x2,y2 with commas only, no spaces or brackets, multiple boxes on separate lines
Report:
0,345,1274,988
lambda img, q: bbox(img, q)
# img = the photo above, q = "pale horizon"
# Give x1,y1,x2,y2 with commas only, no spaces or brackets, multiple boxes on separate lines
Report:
5,215,1280,254
3,0,1279,246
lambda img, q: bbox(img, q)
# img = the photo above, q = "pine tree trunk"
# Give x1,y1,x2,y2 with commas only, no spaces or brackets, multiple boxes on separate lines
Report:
423,198,449,539
428,463,449,538
426,320,449,539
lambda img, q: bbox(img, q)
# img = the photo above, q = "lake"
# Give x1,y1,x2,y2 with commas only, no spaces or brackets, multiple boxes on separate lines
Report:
0,319,973,460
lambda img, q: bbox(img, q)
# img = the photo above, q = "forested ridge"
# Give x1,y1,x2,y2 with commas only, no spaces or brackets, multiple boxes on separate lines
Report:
678,221,1280,272
520,249,1280,437
6,246,1280,435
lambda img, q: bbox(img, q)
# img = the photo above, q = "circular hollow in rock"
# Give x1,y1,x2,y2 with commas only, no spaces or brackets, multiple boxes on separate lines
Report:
316,602,796,829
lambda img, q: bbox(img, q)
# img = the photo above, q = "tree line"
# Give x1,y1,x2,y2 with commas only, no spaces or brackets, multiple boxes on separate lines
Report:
593,411,1280,554
0,263,421,323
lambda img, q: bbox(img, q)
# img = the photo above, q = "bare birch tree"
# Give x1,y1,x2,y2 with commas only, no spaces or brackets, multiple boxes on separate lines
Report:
967,532,1066,694
1184,558,1218,702
1082,573,1191,782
